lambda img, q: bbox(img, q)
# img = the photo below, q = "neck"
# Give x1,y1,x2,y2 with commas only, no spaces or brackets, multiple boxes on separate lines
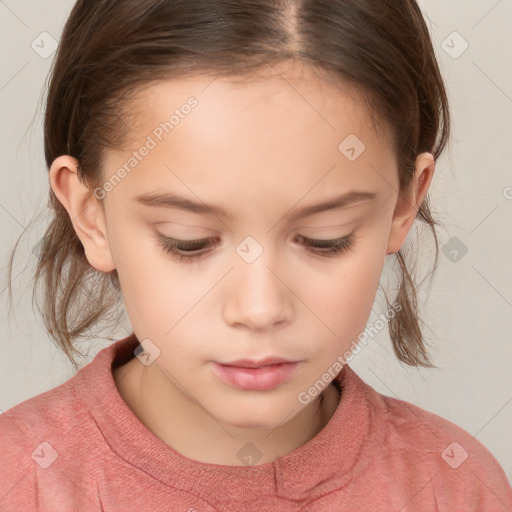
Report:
114,356,341,466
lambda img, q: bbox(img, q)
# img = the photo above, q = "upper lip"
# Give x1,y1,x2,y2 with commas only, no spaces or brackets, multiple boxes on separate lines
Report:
218,357,298,368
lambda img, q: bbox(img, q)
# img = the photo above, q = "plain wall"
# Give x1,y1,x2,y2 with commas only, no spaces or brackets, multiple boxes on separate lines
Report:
1,0,511,482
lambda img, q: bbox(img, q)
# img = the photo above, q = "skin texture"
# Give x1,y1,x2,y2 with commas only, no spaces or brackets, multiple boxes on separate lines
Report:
49,60,435,466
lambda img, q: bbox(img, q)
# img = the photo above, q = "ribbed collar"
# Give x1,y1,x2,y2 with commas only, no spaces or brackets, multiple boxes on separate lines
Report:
76,334,379,505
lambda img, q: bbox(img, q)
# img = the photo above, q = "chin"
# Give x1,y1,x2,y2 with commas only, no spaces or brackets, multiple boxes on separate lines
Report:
214,401,301,431
227,417,281,430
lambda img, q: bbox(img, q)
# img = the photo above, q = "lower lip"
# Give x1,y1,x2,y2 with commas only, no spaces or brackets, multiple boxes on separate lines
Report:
212,362,299,391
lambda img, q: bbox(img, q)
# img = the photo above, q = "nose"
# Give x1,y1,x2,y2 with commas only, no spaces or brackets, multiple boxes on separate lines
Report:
223,253,293,331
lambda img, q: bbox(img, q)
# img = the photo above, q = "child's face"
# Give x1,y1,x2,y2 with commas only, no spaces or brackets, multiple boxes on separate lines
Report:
70,62,432,429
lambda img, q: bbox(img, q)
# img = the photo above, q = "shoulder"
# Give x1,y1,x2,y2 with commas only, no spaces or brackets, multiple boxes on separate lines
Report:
0,407,39,506
0,371,90,509
375,390,512,509
1,369,83,442
0,340,117,443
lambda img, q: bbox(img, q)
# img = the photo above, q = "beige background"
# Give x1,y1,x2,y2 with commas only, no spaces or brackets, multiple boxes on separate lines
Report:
1,0,511,482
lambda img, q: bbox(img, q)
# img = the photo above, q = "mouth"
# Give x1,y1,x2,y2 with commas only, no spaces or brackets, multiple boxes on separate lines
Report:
212,361,300,391
217,357,299,368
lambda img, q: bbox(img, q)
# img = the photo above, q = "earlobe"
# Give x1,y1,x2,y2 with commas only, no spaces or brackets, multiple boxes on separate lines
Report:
386,152,435,255
49,156,116,273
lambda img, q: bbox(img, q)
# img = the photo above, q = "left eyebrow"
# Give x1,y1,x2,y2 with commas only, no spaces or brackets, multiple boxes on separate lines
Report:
134,190,378,222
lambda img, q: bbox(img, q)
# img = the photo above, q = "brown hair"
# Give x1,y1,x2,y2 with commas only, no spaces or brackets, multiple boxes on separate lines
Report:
6,0,449,371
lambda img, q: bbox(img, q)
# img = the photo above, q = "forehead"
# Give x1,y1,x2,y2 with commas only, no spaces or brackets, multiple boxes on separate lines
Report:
127,61,389,146
103,62,397,213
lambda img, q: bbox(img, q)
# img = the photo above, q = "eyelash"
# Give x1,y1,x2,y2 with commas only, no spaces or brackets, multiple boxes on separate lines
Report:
153,233,355,262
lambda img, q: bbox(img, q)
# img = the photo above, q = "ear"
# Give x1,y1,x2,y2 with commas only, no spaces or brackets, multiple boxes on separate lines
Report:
48,155,116,272
386,152,435,255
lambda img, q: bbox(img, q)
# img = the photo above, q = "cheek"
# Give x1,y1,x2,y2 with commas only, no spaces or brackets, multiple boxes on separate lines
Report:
106,225,202,336
307,243,387,353
121,266,208,346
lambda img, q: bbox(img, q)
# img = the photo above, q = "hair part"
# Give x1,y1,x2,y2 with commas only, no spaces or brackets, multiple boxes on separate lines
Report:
6,0,450,369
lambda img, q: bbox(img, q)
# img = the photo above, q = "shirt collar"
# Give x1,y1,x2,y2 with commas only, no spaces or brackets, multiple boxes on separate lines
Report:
77,334,377,504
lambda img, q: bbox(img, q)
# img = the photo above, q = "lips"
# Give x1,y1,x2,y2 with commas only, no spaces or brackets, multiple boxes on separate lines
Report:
220,357,298,368
212,360,300,391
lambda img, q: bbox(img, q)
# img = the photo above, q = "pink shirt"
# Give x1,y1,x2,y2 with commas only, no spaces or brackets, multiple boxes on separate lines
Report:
1,334,511,511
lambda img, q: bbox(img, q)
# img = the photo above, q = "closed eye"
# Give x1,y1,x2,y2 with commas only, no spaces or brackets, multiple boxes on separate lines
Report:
153,233,355,262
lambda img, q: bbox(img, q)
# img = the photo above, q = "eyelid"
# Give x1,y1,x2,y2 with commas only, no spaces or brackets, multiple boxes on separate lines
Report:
298,234,348,244
154,233,350,246
295,223,353,229
154,233,218,248
153,231,355,263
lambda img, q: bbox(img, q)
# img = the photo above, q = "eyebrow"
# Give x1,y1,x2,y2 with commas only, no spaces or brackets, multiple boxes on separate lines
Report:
134,190,377,222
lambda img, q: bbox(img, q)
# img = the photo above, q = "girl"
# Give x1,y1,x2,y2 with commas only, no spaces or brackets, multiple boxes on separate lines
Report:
1,0,511,510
